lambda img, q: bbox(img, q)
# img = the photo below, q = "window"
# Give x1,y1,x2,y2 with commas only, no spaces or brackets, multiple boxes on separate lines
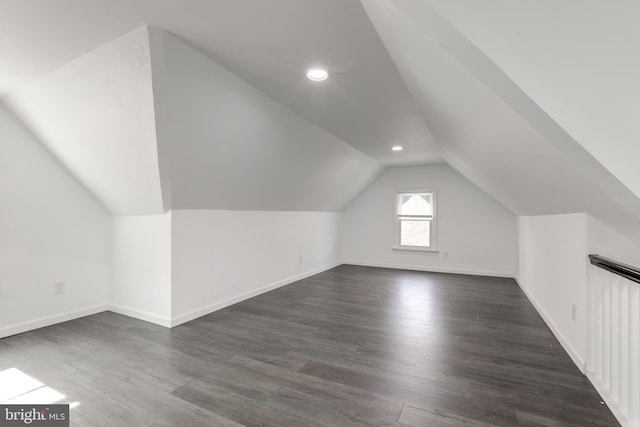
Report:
396,191,435,249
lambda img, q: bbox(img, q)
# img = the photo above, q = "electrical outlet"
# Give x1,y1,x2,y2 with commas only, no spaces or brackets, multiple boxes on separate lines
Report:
53,280,64,295
298,254,303,264
572,304,577,321
443,251,449,259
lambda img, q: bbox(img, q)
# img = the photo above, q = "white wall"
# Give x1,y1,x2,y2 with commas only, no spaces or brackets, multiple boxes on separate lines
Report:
171,210,341,325
517,212,640,374
517,213,588,370
342,164,517,277
110,213,172,327
0,106,110,338
587,215,640,267
585,214,640,427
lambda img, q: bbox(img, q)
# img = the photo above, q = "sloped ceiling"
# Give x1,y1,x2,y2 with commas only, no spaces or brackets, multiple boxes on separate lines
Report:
2,1,639,229
0,0,441,166
151,28,382,211
4,25,382,214
0,1,444,214
425,0,640,200
360,0,640,243
4,27,165,215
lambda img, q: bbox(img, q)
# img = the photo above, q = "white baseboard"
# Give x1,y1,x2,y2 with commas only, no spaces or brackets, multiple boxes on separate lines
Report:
514,277,586,373
107,304,172,328
587,373,631,427
0,304,108,339
0,263,340,335
342,260,514,278
171,262,341,327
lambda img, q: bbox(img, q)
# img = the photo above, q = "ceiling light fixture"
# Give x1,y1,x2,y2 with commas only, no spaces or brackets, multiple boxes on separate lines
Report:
306,68,329,81
392,145,404,151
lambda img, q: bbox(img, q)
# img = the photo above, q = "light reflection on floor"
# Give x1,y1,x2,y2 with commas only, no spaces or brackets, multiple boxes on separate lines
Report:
383,276,439,351
0,367,66,405
397,277,434,324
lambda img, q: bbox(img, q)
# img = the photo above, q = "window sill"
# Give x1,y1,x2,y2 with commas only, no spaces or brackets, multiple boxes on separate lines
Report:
392,246,439,254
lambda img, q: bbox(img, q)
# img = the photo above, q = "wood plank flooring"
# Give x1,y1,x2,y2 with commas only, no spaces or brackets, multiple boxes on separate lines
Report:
0,265,619,426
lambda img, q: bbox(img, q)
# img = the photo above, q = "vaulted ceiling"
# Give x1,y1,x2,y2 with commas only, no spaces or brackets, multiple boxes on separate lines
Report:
360,0,640,243
424,0,640,199
0,0,440,165
1,0,638,242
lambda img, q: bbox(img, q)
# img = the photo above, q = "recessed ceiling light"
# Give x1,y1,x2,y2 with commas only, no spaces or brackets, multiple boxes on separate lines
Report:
306,68,329,81
392,145,404,151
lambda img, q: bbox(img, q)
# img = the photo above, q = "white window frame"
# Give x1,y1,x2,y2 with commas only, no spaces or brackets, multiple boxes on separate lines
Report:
393,189,438,253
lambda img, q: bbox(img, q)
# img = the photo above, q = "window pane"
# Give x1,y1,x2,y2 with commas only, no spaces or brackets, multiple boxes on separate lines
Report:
398,193,432,216
400,220,430,247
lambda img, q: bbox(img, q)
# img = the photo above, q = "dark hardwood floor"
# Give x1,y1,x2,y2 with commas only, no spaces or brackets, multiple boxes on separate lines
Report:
0,265,619,426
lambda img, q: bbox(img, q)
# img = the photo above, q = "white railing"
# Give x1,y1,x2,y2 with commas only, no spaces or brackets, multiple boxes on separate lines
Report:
588,256,640,427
